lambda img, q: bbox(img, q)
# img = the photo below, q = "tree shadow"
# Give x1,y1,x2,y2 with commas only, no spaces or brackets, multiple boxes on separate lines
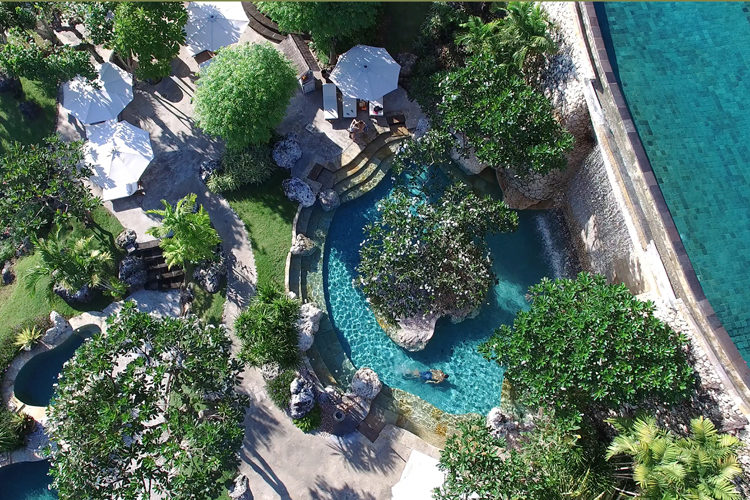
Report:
324,432,402,474
307,476,378,500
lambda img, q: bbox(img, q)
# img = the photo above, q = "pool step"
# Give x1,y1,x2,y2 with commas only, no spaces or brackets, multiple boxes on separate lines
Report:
335,132,396,183
334,138,406,200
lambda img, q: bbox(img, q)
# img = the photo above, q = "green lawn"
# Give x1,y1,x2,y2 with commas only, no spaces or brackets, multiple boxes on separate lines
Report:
0,77,57,153
0,207,123,375
225,171,297,290
376,2,431,55
192,285,226,327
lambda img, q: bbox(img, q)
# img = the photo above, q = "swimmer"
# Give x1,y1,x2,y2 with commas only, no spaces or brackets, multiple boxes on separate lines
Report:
406,369,449,384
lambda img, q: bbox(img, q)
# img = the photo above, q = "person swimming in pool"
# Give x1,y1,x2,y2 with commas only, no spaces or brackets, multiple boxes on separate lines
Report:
406,369,449,384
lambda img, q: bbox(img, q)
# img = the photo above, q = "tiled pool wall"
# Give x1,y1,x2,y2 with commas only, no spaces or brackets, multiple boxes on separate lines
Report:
578,2,750,404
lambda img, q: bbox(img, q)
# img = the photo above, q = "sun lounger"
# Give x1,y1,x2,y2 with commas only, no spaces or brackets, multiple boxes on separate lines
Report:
343,95,357,118
323,83,339,120
369,98,384,117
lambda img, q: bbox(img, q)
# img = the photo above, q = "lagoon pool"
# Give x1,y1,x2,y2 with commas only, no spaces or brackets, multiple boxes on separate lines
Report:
324,172,575,414
0,460,56,500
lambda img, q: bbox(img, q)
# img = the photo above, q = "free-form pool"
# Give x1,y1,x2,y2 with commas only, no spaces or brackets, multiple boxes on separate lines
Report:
14,324,100,407
596,2,750,362
324,172,574,414
0,460,56,499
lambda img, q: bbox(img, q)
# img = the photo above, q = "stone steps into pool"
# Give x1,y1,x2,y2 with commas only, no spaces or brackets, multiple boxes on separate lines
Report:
334,132,407,187
335,139,406,202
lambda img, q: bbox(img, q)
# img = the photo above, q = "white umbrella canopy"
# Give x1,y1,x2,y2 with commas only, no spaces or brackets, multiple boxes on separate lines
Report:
330,45,401,101
62,63,133,125
185,2,249,56
85,120,154,201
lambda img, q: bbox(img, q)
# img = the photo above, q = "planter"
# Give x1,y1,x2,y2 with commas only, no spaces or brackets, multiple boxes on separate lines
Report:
332,410,345,422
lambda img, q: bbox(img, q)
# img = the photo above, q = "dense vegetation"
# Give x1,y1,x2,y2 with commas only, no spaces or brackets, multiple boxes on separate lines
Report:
47,303,247,499
207,144,276,194
0,407,33,452
266,368,297,411
194,43,297,151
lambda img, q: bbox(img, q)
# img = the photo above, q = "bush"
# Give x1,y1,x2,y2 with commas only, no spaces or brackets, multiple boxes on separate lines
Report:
480,273,695,415
235,286,300,368
207,144,275,193
13,325,42,351
293,404,321,433
266,369,297,411
0,408,33,452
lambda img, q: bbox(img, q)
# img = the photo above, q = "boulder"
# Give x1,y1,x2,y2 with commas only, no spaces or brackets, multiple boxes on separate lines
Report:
388,313,440,351
115,229,138,253
318,189,340,212
272,134,303,170
119,255,147,289
199,159,221,184
290,233,316,256
228,475,251,500
290,375,315,419
44,311,73,343
282,177,316,207
349,367,382,400
260,362,281,380
193,253,226,294
2,260,14,285
395,52,417,78
53,283,92,305
296,302,323,352
486,407,533,447
15,237,32,257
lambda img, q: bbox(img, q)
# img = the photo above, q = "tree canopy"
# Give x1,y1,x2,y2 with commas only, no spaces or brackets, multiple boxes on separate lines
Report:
0,136,100,245
47,303,247,499
480,273,695,415
194,43,297,150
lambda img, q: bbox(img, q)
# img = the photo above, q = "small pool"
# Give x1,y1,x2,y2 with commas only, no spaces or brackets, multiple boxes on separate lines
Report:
324,172,574,414
0,460,56,499
14,324,100,407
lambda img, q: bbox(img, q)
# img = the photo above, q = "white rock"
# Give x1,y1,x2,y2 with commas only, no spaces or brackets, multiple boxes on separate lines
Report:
390,313,440,351
272,134,302,169
44,311,73,343
349,367,382,400
290,233,316,256
296,302,323,351
318,189,340,211
228,474,251,500
282,177,316,207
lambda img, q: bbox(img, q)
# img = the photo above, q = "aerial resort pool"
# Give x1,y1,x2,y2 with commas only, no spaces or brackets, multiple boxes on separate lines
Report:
596,2,750,362
324,170,575,415
14,324,100,407
0,460,56,500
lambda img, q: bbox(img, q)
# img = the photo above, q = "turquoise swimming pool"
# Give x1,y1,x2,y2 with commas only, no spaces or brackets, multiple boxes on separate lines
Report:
597,2,750,361
14,324,100,407
0,460,56,499
324,172,574,415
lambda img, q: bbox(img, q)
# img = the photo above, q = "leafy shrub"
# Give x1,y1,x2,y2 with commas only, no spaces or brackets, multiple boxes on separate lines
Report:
235,286,300,368
293,404,321,433
207,144,275,193
1,316,51,378
0,408,33,452
480,272,695,415
266,369,297,411
14,325,42,351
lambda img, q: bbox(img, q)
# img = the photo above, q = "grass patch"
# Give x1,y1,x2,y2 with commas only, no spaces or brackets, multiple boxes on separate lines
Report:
376,2,432,55
0,207,123,375
191,285,226,327
0,77,57,153
225,170,296,289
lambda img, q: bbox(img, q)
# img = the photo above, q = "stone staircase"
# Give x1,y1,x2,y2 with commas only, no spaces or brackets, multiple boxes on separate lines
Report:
243,2,285,43
135,240,185,291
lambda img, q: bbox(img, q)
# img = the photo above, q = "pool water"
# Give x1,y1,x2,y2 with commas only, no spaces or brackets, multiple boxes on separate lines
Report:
324,173,574,414
0,460,56,499
597,3,750,360
14,324,100,407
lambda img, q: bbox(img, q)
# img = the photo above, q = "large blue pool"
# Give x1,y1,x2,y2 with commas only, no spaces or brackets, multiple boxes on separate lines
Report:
597,2,750,361
324,172,574,414
0,460,56,499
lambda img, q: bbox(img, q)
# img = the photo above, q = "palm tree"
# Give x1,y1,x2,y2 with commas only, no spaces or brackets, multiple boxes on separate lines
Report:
455,16,501,56
607,416,743,500
496,2,557,73
146,193,220,287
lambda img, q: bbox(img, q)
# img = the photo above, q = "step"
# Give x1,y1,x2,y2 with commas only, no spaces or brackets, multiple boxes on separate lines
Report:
244,4,286,43
334,137,407,195
340,159,391,204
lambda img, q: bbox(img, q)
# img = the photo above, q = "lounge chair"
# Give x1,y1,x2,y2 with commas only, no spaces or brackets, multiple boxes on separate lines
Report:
343,95,357,118
322,83,339,120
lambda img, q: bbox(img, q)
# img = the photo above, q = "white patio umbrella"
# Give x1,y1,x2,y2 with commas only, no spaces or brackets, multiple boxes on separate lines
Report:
185,2,249,56
330,45,401,101
85,120,154,201
61,62,133,125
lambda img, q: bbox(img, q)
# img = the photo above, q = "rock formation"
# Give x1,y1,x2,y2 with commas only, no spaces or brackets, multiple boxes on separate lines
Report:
273,134,302,170
296,302,323,352
318,189,340,211
349,367,382,400
282,177,316,207
193,252,226,294
289,375,315,419
119,255,147,289
290,233,316,257
44,311,73,343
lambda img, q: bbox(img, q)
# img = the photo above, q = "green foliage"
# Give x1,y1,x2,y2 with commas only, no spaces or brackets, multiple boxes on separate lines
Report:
481,273,695,415
607,415,743,500
256,2,380,58
0,136,100,245
0,408,32,452
293,404,321,433
436,415,614,500
0,76,57,154
146,193,221,275
235,286,300,368
26,230,123,299
0,3,35,32
207,144,275,194
194,43,297,151
109,2,187,80
358,181,518,322
79,2,117,46
266,369,297,410
13,325,42,351
47,302,247,499
0,28,96,86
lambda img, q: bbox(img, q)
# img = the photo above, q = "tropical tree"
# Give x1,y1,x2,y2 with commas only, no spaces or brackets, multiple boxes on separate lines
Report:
25,230,124,301
255,2,380,62
480,273,695,415
0,408,33,452
607,416,743,499
194,43,297,150
146,193,220,286
0,136,100,245
455,15,501,56
496,1,557,74
47,302,247,499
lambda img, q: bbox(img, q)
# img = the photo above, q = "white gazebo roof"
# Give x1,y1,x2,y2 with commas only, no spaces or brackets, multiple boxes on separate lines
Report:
330,45,400,101
185,2,249,56
61,63,133,125
85,120,154,201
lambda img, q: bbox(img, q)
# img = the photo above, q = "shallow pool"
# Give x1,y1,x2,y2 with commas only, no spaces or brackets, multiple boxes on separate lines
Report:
324,173,574,414
0,460,56,500
14,324,100,407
